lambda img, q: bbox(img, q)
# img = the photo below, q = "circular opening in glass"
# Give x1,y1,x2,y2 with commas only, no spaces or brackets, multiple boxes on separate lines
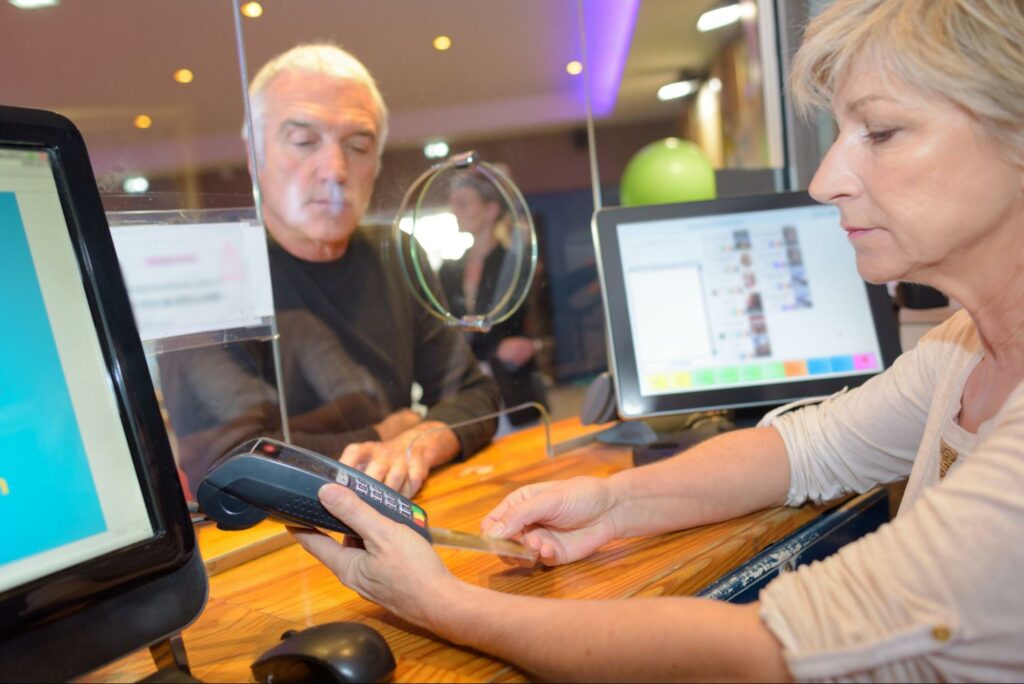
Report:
393,151,537,333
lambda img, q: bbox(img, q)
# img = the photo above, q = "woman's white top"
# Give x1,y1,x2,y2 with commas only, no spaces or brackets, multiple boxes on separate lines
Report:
758,310,1024,681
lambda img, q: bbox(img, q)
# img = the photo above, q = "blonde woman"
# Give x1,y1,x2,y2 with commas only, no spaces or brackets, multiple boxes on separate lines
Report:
441,169,547,426
293,1,1024,679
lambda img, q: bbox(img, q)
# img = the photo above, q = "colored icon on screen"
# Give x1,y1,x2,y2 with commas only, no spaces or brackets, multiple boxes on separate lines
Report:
715,366,740,384
693,369,716,386
830,355,855,372
807,358,832,375
784,360,808,377
853,353,878,370
648,374,669,391
671,372,692,388
739,365,762,382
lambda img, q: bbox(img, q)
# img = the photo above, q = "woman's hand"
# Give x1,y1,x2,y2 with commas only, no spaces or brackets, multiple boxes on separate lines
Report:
290,484,456,629
481,476,620,567
495,336,538,369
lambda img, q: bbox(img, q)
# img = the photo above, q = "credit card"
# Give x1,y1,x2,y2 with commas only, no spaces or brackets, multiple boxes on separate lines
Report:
428,527,537,561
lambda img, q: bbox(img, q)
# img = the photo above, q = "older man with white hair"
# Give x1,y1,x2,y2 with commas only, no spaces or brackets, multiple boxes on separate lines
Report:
251,44,500,497
164,44,499,498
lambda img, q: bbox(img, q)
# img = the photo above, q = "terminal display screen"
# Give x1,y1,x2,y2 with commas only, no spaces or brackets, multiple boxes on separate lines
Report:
594,192,900,418
618,204,880,397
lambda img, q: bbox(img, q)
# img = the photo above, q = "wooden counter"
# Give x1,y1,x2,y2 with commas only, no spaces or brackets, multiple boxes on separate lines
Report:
84,418,834,683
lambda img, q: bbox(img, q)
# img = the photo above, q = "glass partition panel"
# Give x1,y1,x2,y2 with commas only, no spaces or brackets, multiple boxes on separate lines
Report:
588,0,784,204
0,1,275,498
232,0,595,449
3,1,799,459
548,0,790,385
0,0,253,212
778,0,839,189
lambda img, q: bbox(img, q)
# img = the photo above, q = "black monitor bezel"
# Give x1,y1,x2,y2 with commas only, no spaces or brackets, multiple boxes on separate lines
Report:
0,106,203,675
593,191,902,419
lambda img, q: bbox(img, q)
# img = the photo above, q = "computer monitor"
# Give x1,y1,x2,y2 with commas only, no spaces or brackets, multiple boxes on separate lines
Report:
593,191,901,420
0,106,206,681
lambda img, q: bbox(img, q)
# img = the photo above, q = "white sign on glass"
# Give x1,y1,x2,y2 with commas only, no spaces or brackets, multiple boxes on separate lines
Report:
111,222,274,341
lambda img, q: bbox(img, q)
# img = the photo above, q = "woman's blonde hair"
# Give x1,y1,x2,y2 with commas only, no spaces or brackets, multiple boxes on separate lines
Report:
789,0,1024,165
451,168,513,247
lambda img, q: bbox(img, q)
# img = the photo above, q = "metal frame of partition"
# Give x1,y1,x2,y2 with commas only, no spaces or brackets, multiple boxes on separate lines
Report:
773,0,836,191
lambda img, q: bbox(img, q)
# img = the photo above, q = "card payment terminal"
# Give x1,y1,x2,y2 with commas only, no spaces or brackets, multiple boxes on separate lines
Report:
196,438,534,560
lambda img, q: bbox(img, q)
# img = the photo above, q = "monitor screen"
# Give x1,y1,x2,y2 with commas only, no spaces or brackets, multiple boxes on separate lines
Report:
0,106,205,682
594,192,900,419
0,145,153,594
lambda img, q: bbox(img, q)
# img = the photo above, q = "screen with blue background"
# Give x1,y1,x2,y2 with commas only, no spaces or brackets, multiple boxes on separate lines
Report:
0,191,107,564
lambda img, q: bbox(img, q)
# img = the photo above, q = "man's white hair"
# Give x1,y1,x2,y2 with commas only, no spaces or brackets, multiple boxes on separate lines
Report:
242,43,389,166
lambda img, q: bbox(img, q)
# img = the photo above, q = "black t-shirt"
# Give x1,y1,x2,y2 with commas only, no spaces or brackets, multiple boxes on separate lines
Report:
439,245,546,424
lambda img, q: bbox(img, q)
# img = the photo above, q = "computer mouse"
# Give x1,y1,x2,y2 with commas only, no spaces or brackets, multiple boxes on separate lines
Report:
251,622,396,683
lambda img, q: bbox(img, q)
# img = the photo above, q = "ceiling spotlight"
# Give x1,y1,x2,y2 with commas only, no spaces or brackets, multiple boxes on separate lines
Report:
433,35,452,51
657,79,701,101
566,60,583,76
123,176,150,194
240,1,262,18
697,3,753,32
173,69,194,84
707,77,723,94
133,115,152,130
8,0,59,8
424,141,450,160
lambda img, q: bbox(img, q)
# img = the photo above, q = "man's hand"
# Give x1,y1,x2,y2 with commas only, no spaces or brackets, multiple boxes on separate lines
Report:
481,476,620,567
290,484,456,629
340,420,460,497
495,336,537,369
373,408,422,441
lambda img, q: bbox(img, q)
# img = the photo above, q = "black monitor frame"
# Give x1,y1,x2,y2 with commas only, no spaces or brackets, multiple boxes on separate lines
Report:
593,191,902,419
0,106,206,681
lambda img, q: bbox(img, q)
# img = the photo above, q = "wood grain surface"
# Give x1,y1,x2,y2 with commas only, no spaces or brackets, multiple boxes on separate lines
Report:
82,418,832,683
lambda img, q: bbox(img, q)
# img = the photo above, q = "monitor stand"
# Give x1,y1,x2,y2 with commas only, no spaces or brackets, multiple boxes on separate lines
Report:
139,634,201,683
731,406,774,428
630,405,778,467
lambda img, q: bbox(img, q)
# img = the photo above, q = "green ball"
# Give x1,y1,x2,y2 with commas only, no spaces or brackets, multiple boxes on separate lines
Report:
619,137,716,206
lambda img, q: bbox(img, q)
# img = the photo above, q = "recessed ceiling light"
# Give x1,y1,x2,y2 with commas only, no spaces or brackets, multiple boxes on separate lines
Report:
240,2,262,18
433,35,452,51
173,69,194,84
424,141,450,159
8,0,59,8
657,79,700,101
707,77,723,94
566,60,583,76
123,176,149,194
697,3,754,32
134,115,152,130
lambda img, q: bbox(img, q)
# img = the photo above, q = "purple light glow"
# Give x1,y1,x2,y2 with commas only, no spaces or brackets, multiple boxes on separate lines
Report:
582,0,641,117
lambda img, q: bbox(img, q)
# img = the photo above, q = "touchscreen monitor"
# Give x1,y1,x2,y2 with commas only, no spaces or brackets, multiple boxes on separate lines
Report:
0,106,205,682
593,191,900,419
